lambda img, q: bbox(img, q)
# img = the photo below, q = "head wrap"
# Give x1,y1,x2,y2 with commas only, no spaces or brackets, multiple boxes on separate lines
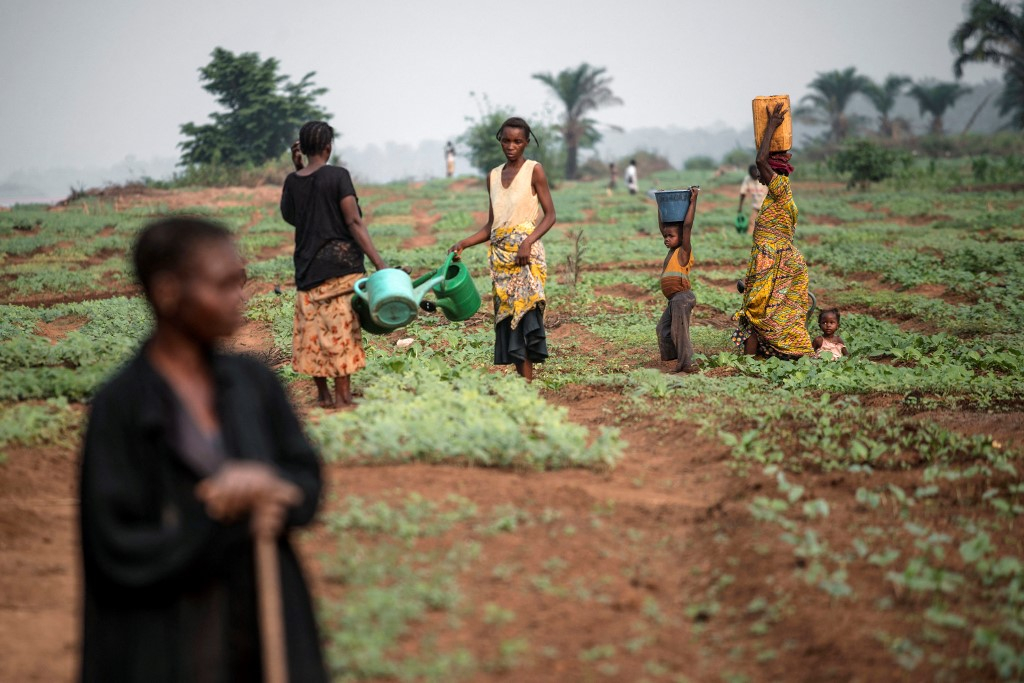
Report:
768,152,793,176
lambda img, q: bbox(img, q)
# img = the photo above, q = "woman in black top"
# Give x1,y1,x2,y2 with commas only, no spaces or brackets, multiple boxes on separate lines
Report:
80,218,327,682
281,121,388,407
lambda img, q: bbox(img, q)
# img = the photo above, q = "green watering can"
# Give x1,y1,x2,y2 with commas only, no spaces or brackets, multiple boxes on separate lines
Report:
734,213,749,234
353,266,446,331
352,295,397,335
413,253,481,322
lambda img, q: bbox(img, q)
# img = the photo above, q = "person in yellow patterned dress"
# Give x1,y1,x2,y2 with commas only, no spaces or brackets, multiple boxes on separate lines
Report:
732,103,814,359
449,117,557,381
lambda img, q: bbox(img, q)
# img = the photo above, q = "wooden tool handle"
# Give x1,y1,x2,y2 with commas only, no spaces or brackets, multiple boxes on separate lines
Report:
256,535,289,683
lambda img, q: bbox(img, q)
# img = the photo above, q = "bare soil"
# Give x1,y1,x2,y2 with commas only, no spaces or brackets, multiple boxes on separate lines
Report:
3,181,1019,683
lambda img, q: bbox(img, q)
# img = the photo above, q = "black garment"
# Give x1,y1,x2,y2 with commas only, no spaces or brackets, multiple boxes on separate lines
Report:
281,165,365,291
494,308,548,365
657,290,696,371
79,349,328,683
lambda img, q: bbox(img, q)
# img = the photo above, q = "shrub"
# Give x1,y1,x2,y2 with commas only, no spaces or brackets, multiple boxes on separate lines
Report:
829,140,908,189
722,147,755,167
683,155,716,171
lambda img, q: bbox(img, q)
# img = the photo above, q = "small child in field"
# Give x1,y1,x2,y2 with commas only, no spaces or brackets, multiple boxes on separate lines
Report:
812,308,848,360
657,186,700,373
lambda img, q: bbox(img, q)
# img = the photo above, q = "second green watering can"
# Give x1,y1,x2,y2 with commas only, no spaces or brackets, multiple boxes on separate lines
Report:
353,267,445,330
413,253,482,322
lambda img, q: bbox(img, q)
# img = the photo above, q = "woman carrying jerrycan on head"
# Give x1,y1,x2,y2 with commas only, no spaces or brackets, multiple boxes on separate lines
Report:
732,101,813,359
449,117,556,381
281,121,389,407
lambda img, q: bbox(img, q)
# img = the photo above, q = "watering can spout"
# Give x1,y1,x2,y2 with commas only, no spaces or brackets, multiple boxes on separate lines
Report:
411,253,452,304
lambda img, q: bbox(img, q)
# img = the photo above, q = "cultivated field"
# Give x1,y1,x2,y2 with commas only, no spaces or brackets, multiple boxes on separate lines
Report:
1,165,1022,682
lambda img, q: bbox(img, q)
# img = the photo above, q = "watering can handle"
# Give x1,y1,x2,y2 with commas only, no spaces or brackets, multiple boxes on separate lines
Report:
410,252,454,302
353,277,368,302
411,252,455,288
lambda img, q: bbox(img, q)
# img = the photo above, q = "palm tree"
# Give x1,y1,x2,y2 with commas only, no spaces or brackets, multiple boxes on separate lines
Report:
532,64,622,180
908,80,973,134
797,67,872,143
952,0,1024,128
864,75,912,138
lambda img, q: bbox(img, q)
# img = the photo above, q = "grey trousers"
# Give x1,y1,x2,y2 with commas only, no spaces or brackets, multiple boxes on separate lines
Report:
657,291,696,370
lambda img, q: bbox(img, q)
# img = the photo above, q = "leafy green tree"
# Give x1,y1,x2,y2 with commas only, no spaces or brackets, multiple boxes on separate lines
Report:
457,97,563,181
532,64,622,180
797,67,872,143
908,80,972,134
179,48,330,167
952,0,1024,129
864,75,912,138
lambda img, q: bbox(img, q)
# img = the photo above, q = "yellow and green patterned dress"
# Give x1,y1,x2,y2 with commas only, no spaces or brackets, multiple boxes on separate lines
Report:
488,159,549,364
732,174,813,358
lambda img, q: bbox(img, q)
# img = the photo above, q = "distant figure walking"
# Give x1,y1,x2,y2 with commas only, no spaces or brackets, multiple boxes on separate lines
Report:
608,162,617,191
625,159,639,195
737,164,767,235
449,117,557,381
445,141,456,178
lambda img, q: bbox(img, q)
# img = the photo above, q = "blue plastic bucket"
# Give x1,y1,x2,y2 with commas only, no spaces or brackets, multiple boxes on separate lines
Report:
654,190,692,223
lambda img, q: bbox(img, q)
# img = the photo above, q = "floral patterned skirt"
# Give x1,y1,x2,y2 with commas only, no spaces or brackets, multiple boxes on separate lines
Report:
292,273,366,378
489,222,547,329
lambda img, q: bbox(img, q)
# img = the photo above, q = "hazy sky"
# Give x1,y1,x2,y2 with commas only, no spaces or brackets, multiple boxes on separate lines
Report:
0,0,1001,181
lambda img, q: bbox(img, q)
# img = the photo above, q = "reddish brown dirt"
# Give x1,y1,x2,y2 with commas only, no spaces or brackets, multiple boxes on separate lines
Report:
5,179,1019,683
917,410,1024,452
0,445,80,682
35,315,89,344
449,178,482,193
402,201,440,249
803,213,844,226
4,284,142,308
950,182,1024,193
118,185,284,211
593,283,650,301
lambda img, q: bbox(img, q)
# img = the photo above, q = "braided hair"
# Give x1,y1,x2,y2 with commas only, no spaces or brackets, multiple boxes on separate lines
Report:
495,117,541,147
299,121,335,156
818,307,841,325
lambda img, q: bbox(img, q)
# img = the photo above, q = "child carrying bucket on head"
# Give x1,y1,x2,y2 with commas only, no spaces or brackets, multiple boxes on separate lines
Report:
449,116,557,382
656,186,701,374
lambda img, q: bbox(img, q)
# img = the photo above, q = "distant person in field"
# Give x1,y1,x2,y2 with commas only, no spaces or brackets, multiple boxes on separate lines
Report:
625,159,639,194
79,218,327,682
732,103,813,358
282,121,389,407
812,308,848,360
737,164,767,234
445,141,456,178
657,186,701,373
449,116,556,381
608,162,617,191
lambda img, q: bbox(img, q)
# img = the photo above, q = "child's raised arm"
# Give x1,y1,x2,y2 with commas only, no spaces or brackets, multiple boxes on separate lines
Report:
680,186,699,257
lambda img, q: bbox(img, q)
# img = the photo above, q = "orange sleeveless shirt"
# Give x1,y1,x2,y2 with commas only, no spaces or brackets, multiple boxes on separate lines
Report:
660,247,694,298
